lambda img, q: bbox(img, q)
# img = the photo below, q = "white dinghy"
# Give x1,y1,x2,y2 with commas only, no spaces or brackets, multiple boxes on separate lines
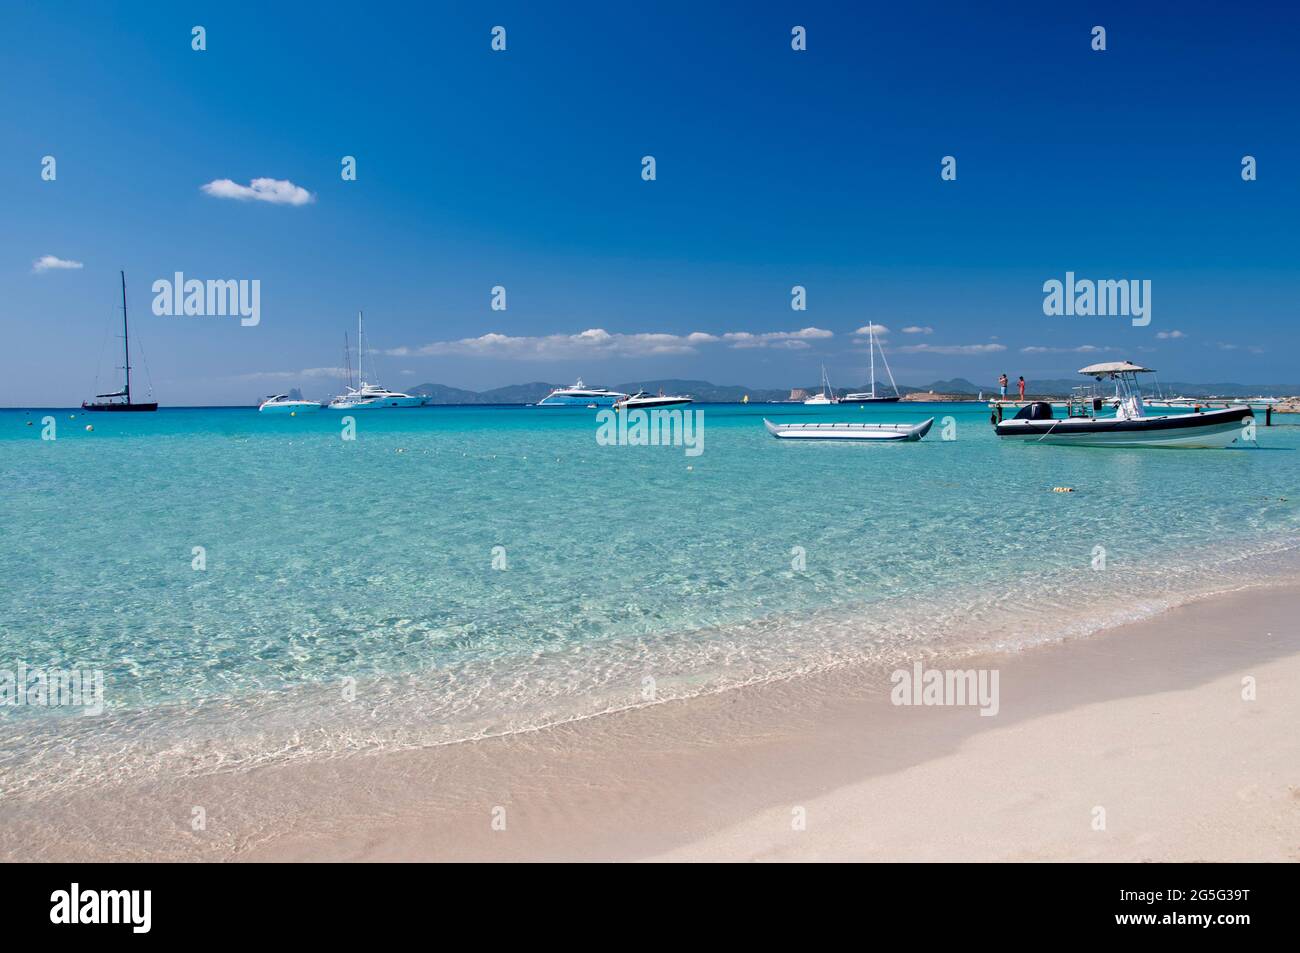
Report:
764,417,934,442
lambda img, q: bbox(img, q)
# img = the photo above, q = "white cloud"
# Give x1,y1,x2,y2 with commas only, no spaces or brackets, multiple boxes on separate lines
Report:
388,326,834,360
32,254,83,273
1155,330,1185,339
901,325,933,334
721,327,833,349
1019,344,1110,354
200,177,315,206
852,324,889,336
235,366,348,381
897,342,1006,354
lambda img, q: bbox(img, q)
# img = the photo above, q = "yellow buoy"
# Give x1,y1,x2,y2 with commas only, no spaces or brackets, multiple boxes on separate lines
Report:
290,411,296,416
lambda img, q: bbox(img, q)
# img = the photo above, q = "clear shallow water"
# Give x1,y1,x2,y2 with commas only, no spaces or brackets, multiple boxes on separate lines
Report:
2,403,1298,796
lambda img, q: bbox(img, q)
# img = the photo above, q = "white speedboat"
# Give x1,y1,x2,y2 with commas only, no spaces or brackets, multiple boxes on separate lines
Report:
326,312,427,410
803,365,840,405
994,362,1254,449
536,378,628,407
614,390,693,410
259,394,322,413
764,417,934,441
843,324,901,403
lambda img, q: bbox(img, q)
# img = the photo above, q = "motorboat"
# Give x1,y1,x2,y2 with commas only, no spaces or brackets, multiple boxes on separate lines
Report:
803,366,840,405
326,312,427,409
764,417,934,441
842,324,901,403
259,394,322,413
536,378,628,407
328,382,426,410
83,271,158,412
614,390,693,410
993,362,1254,448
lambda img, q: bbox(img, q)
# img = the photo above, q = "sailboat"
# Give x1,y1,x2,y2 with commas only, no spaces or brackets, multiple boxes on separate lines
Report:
843,324,901,403
327,312,426,409
83,271,158,412
803,365,840,405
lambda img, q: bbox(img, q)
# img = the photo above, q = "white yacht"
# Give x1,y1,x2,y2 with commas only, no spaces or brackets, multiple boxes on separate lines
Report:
535,378,628,407
803,365,840,405
327,312,427,410
258,394,322,413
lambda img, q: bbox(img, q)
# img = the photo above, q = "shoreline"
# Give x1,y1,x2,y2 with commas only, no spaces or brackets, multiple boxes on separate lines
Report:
4,580,1298,861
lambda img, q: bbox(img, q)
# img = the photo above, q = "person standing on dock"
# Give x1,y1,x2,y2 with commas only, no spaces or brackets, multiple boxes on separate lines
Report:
999,373,1008,398
1017,376,1026,400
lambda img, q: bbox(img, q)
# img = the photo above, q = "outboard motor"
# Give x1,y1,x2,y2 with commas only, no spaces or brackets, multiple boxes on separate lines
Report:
1013,401,1054,421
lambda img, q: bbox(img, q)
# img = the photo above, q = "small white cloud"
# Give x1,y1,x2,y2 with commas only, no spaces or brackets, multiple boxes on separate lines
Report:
1155,330,1185,340
852,324,889,336
201,177,315,206
1020,344,1111,354
901,325,933,334
898,342,1006,355
32,254,83,273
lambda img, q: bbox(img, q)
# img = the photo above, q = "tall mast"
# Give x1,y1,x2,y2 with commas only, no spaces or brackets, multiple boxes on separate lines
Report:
121,270,132,403
343,332,352,390
357,310,364,385
869,324,876,398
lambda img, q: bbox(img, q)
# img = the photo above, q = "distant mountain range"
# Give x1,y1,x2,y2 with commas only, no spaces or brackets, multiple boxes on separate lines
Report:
404,377,1300,404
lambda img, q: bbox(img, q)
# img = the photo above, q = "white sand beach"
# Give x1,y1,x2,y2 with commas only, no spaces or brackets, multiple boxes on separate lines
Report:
5,582,1297,862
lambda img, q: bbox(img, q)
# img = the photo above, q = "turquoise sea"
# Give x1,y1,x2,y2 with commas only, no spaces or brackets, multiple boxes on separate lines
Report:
2,402,1298,797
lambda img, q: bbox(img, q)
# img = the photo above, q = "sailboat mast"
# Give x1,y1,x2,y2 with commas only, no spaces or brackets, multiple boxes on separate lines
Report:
869,324,876,398
357,310,364,385
120,270,132,404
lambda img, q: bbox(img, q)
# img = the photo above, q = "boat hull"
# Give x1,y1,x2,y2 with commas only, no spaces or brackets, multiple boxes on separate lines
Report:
259,402,321,413
841,395,901,404
764,417,933,441
82,402,158,412
327,396,426,409
616,397,693,410
995,406,1253,448
537,394,625,407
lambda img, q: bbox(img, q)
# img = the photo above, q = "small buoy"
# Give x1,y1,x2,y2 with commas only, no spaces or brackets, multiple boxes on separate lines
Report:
396,448,405,453
85,424,94,432
25,420,32,426
1052,486,1073,493
70,414,76,419
290,411,296,417
686,465,693,471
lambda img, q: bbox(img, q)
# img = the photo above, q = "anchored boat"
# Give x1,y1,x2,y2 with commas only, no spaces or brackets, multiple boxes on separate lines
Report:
843,324,901,403
803,365,840,405
764,417,934,441
614,390,693,410
259,394,322,413
83,271,158,412
326,312,427,409
994,362,1254,449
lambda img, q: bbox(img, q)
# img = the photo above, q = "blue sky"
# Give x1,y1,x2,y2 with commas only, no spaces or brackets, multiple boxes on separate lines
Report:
3,1,1298,404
